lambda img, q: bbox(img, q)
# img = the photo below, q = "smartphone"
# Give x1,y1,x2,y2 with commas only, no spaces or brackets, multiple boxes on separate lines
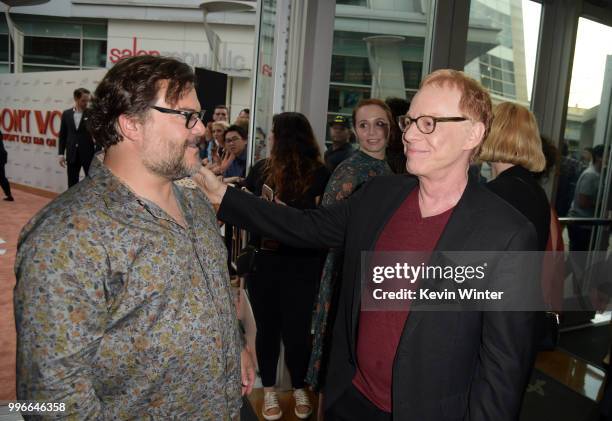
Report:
262,184,274,201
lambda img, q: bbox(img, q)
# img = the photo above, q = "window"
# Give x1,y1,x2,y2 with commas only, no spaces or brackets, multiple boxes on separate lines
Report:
0,14,9,71
326,3,433,139
0,34,8,62
559,17,612,251
464,0,542,104
337,0,368,6
83,39,107,68
402,61,422,91
328,85,371,116
331,55,372,85
1,15,107,73
24,37,80,66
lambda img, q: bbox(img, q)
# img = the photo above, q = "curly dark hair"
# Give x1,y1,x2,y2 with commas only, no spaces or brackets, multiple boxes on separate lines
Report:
265,112,323,202
88,55,195,149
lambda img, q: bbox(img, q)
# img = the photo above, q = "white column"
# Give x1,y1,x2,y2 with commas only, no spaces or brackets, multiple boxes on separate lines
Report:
294,0,336,150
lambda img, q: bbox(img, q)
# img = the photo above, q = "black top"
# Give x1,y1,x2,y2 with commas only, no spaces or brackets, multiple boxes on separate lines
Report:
218,172,539,420
324,143,354,173
243,159,330,255
486,165,551,250
244,159,330,210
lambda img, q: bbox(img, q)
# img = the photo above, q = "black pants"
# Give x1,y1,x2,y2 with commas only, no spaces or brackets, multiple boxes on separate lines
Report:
246,250,322,388
67,152,94,188
568,224,593,252
325,384,392,421
0,162,11,198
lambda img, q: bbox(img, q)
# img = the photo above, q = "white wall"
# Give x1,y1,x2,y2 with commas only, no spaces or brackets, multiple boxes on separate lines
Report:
107,20,254,77
107,20,254,119
230,77,252,121
0,69,106,193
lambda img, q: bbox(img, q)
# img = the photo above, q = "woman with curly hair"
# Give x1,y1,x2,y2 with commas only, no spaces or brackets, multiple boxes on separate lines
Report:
242,112,330,420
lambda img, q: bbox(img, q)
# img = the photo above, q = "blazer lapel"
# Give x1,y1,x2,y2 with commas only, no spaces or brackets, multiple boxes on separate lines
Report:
67,109,77,132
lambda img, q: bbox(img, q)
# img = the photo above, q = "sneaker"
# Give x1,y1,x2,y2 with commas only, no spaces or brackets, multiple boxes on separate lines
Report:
3,196,14,201
293,388,313,419
262,391,282,421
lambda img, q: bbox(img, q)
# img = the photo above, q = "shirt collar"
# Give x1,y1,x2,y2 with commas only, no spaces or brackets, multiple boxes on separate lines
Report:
88,155,137,208
87,155,193,230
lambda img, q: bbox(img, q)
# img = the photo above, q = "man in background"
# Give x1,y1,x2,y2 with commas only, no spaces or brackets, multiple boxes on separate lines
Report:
58,87,96,188
213,104,229,122
325,115,354,172
224,124,248,179
568,144,606,251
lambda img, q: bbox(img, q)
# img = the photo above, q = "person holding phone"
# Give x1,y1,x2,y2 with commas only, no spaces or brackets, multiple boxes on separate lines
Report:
241,112,329,420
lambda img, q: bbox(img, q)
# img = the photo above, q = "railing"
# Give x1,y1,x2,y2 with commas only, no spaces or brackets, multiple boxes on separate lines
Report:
559,217,612,226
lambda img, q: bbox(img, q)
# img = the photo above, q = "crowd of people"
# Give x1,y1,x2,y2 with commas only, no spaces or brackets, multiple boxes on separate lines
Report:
10,54,609,421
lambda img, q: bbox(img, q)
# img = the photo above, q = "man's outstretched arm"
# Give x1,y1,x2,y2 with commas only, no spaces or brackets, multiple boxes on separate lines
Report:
194,166,354,250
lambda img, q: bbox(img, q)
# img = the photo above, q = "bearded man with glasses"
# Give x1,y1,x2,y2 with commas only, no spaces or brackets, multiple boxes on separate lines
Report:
14,55,254,420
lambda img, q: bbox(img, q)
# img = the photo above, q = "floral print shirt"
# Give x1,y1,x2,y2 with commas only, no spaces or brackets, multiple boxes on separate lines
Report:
14,158,242,420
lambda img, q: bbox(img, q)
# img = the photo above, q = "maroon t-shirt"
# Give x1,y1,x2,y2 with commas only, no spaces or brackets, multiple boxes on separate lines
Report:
352,188,454,412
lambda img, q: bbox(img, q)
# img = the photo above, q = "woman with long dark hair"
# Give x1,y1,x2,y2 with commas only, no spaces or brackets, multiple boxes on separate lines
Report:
242,112,330,420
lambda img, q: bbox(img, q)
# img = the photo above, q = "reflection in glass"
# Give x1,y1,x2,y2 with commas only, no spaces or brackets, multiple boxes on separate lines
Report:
0,34,8,62
252,0,276,162
464,0,541,104
328,85,371,116
327,1,432,137
83,39,107,67
561,18,612,253
82,24,107,39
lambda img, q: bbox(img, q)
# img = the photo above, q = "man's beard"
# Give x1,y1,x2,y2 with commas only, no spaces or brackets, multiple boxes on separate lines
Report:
142,141,201,180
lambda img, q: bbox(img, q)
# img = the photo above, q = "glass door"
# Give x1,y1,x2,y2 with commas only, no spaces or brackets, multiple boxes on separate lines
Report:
560,17,612,254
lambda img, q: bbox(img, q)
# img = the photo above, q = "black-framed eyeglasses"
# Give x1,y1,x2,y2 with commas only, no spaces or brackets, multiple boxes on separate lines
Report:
398,115,468,134
151,106,206,129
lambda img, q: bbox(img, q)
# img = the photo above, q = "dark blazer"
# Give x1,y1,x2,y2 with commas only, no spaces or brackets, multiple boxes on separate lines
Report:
58,108,95,164
486,165,551,251
219,173,540,420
